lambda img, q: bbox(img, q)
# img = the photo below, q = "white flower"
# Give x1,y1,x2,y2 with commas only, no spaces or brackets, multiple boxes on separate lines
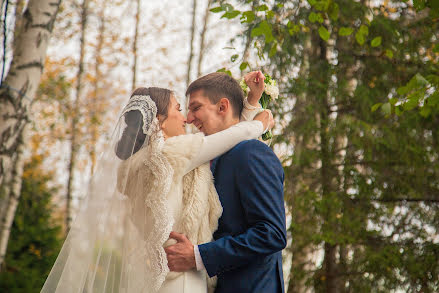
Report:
267,78,277,87
240,78,249,95
264,83,279,100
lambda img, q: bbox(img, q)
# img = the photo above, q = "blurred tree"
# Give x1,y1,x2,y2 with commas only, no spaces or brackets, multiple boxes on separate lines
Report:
131,0,140,92
213,0,439,291
197,0,213,77
0,151,62,292
187,0,198,86
65,0,89,232
0,0,61,270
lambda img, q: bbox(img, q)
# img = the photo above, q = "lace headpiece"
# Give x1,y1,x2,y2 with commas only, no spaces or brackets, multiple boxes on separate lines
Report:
121,95,158,136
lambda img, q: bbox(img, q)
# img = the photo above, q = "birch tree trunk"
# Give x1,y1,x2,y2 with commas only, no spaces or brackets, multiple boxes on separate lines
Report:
66,0,88,233
196,0,212,77
186,0,196,87
131,0,140,92
0,0,61,270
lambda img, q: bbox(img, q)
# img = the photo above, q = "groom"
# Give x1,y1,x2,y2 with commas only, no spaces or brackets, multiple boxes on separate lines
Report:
165,72,287,293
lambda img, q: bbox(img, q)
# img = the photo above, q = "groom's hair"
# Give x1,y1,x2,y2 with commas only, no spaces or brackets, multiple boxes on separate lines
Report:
186,72,244,118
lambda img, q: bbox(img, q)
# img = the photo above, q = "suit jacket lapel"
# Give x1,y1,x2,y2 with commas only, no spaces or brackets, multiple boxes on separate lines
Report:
210,157,219,175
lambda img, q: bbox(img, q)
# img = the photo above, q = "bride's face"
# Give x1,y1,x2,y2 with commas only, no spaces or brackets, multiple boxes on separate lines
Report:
160,95,186,139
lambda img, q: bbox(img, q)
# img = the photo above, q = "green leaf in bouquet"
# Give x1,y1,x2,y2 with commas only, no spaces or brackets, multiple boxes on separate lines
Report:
231,54,239,62
262,131,273,141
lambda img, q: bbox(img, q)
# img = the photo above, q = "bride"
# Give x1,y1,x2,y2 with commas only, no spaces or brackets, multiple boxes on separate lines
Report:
41,75,271,293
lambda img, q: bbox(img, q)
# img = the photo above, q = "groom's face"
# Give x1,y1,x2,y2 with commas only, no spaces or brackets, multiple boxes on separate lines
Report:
187,90,222,135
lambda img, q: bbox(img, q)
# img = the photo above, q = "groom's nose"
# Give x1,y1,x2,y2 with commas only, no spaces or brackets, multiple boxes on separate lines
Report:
186,111,195,124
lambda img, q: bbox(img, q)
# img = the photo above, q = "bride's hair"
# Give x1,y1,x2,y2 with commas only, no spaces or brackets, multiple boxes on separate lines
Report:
115,87,172,160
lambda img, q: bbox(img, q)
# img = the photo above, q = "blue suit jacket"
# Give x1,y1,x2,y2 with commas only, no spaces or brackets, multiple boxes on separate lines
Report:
198,139,287,293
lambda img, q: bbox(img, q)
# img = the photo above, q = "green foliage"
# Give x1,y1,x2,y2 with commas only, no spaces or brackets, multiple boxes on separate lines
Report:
0,156,62,292
318,26,330,42
371,36,382,47
216,0,439,291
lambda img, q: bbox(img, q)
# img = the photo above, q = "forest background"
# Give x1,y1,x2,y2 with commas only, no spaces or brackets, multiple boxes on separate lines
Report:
0,0,438,292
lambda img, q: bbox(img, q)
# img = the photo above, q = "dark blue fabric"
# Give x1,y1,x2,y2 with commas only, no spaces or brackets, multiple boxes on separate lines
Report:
199,139,287,293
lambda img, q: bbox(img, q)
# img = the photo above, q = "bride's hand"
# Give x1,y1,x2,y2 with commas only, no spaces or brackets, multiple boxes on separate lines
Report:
245,71,265,106
254,110,274,133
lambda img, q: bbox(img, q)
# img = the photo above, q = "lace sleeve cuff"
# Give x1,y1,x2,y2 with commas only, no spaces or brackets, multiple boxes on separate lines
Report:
241,97,264,121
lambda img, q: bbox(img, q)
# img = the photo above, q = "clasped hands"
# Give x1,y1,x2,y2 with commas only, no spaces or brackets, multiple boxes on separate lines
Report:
164,231,196,272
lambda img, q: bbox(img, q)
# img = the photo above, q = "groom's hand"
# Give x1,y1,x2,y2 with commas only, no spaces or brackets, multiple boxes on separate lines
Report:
165,231,196,272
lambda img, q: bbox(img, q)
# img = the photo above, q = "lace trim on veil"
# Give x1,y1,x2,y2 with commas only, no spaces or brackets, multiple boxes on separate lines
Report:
141,145,173,292
120,95,173,292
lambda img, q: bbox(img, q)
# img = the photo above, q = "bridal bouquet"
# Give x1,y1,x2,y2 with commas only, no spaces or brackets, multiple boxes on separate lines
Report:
240,74,279,141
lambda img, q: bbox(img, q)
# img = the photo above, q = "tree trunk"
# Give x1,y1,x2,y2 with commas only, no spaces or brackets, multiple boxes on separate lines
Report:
287,36,313,293
66,0,88,233
0,0,61,270
131,0,140,92
186,0,197,86
315,33,337,293
90,0,107,174
196,0,212,77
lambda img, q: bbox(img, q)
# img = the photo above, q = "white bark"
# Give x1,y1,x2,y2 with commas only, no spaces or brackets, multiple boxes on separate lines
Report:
0,0,61,270
196,0,212,77
186,0,197,87
131,0,140,92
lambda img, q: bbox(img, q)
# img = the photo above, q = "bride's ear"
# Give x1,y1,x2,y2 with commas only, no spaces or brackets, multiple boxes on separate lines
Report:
157,114,167,129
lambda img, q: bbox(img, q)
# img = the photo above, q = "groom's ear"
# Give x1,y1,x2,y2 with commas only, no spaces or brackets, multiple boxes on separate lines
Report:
217,97,230,116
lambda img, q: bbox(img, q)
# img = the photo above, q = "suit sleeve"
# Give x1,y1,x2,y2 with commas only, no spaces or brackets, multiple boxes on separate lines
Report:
198,142,287,277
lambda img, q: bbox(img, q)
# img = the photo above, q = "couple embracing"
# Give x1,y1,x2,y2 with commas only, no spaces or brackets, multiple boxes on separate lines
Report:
41,71,287,293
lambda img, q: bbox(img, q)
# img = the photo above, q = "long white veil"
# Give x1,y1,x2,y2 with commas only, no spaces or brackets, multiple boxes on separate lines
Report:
41,95,173,293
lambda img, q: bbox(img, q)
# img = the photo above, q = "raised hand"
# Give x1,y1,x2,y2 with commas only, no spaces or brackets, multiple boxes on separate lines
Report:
244,71,265,106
